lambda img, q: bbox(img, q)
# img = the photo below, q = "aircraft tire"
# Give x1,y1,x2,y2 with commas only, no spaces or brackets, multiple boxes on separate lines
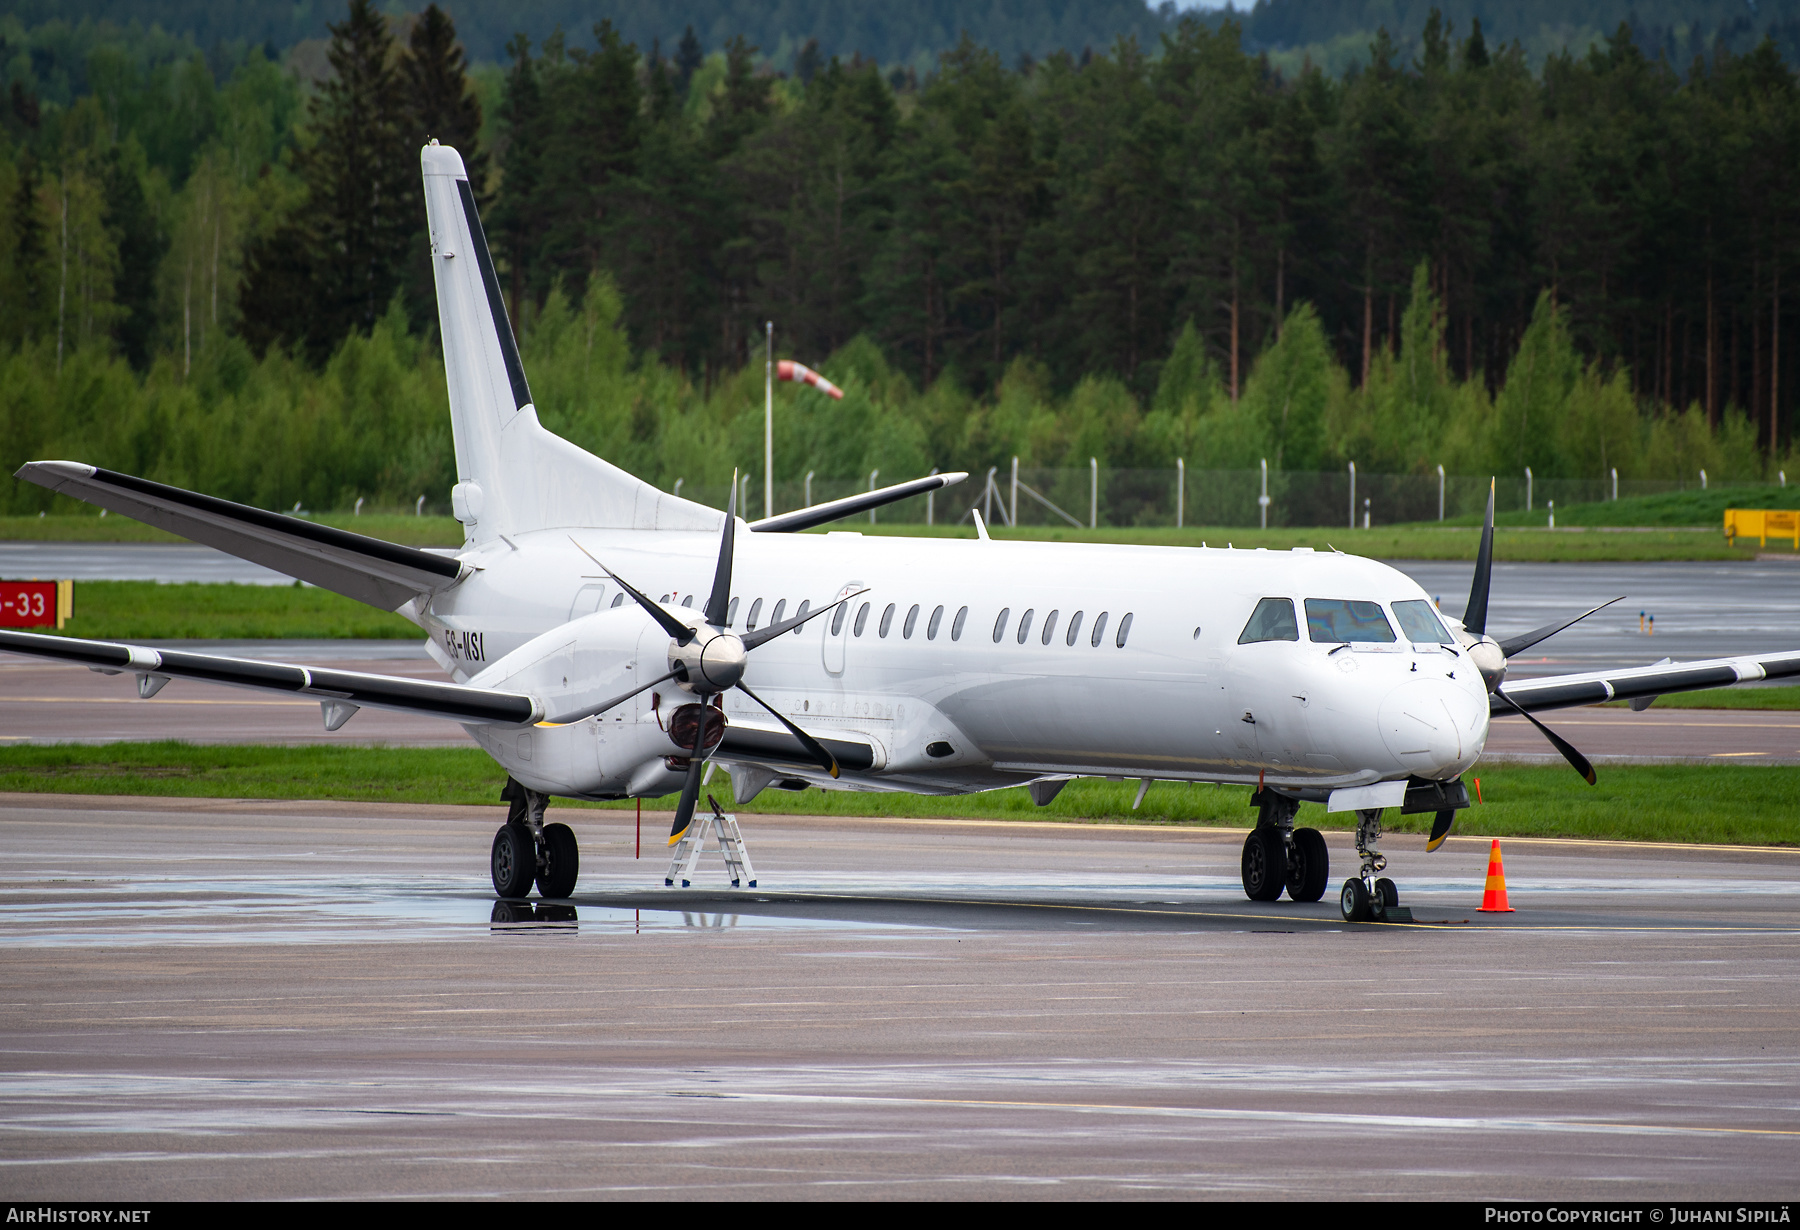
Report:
1241,829,1286,902
1288,827,1330,902
491,823,537,898
1340,877,1373,922
1375,877,1398,909
537,822,580,899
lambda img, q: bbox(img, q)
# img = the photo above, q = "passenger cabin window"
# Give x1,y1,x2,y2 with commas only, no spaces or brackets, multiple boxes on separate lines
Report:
1090,611,1109,647
992,608,1010,643
1115,612,1134,647
1304,598,1396,643
770,599,787,629
746,597,762,629
879,603,896,637
1238,598,1299,644
1041,609,1059,645
611,593,625,608
831,603,848,635
952,606,968,641
1016,609,1035,644
928,605,945,639
904,604,920,638
681,595,694,608
1393,599,1455,644
1066,610,1084,646
793,599,810,634
853,601,870,636
727,597,739,625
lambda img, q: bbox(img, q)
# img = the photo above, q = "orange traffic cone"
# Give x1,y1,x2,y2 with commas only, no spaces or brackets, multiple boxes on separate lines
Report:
1478,838,1515,913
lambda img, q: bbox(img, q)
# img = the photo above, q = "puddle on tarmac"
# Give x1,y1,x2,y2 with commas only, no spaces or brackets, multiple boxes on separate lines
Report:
0,874,945,946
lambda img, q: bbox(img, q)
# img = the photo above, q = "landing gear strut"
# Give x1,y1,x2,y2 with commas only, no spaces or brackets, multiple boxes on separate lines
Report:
491,777,580,899
1240,790,1329,904
1339,807,1408,922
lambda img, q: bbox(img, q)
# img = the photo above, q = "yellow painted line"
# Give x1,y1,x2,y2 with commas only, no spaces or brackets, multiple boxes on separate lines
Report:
1712,751,1768,757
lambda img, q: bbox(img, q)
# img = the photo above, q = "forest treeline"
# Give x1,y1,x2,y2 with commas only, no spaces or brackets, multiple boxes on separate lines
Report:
0,1,1797,519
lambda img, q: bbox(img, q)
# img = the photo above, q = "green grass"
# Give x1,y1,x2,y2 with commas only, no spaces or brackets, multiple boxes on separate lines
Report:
0,513,465,546
844,521,1757,561
1443,485,1800,531
1602,686,1800,710
1,743,1794,846
0,508,1779,560
52,580,419,639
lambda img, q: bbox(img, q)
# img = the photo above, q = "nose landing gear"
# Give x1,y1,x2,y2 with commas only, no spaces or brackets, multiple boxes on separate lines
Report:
1240,790,1330,904
1340,807,1411,922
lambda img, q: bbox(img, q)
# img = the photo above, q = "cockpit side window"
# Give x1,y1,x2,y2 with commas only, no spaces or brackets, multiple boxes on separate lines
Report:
1393,598,1455,644
1238,597,1299,644
1304,598,1397,643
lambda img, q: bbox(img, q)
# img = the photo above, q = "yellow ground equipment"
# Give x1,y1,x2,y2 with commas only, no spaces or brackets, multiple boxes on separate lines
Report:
1724,508,1800,549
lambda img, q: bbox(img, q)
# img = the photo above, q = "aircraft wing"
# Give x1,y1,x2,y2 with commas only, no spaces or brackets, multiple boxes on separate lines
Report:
15,461,466,611
1493,650,1800,715
0,628,539,727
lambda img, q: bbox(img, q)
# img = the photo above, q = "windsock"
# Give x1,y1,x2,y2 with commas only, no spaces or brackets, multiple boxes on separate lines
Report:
777,359,844,400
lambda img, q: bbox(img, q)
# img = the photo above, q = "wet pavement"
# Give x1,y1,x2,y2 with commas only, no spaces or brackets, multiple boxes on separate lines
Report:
2,796,1797,1199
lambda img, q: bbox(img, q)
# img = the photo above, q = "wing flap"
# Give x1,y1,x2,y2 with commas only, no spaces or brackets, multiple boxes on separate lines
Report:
16,461,464,611
0,628,539,726
1495,651,1800,715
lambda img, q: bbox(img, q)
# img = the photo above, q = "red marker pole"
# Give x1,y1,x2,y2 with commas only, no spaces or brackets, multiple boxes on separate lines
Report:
636,798,641,859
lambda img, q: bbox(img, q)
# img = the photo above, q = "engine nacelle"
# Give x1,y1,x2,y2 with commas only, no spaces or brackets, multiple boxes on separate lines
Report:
463,609,702,799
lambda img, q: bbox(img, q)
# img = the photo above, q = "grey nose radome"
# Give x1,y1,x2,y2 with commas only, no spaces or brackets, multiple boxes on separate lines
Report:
1378,679,1484,775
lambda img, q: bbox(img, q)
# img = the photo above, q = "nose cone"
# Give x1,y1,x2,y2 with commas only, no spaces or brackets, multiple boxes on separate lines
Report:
1379,679,1487,777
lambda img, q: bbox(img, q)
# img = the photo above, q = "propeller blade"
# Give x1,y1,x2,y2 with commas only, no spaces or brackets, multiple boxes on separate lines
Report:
542,668,681,726
1463,479,1496,636
569,538,694,645
1426,809,1456,852
1496,597,1626,658
736,681,840,778
668,700,710,844
704,472,737,628
1495,687,1597,785
741,588,869,651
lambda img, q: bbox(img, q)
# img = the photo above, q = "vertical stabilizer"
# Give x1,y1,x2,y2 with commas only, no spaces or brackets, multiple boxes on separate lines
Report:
420,144,720,541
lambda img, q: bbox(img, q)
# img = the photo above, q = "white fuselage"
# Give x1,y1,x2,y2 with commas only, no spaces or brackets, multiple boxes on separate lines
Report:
413,528,1491,802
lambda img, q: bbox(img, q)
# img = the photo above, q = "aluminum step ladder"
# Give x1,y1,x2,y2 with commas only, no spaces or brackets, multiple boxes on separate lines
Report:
665,798,757,888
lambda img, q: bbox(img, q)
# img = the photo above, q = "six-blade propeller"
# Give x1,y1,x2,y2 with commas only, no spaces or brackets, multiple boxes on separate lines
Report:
566,473,866,845
1461,479,1614,787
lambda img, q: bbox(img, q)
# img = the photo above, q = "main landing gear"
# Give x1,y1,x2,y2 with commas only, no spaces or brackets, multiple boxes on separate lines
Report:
1240,790,1329,904
491,777,580,900
1338,807,1410,923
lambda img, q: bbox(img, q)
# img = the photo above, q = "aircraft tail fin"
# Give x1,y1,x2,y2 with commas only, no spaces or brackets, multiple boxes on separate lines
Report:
420,143,719,541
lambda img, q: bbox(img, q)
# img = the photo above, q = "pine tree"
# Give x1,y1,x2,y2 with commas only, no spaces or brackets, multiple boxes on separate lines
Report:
492,33,546,325
675,25,704,96
100,144,166,371
241,0,412,360
403,4,489,206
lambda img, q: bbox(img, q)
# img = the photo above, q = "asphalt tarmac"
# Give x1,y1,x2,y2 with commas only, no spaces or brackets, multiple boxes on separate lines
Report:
1,795,1796,1200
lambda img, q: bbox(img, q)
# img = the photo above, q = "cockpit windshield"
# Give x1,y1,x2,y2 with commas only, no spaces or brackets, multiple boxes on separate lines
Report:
1392,598,1455,644
1304,598,1396,643
1238,597,1299,644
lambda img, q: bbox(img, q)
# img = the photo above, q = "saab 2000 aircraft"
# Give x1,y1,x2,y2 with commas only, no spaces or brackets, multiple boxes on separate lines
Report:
6,143,1797,923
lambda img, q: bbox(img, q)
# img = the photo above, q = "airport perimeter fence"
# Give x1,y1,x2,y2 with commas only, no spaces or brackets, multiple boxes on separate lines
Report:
666,464,1778,529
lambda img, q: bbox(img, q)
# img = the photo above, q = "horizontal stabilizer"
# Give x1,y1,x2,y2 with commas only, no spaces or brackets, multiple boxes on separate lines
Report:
0,628,539,726
750,472,967,534
1494,650,1800,715
16,461,464,611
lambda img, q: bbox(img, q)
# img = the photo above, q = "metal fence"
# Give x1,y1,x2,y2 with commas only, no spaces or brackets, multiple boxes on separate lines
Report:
665,462,1785,529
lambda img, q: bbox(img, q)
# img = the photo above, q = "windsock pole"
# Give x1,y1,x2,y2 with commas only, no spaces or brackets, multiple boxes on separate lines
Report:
764,321,773,520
